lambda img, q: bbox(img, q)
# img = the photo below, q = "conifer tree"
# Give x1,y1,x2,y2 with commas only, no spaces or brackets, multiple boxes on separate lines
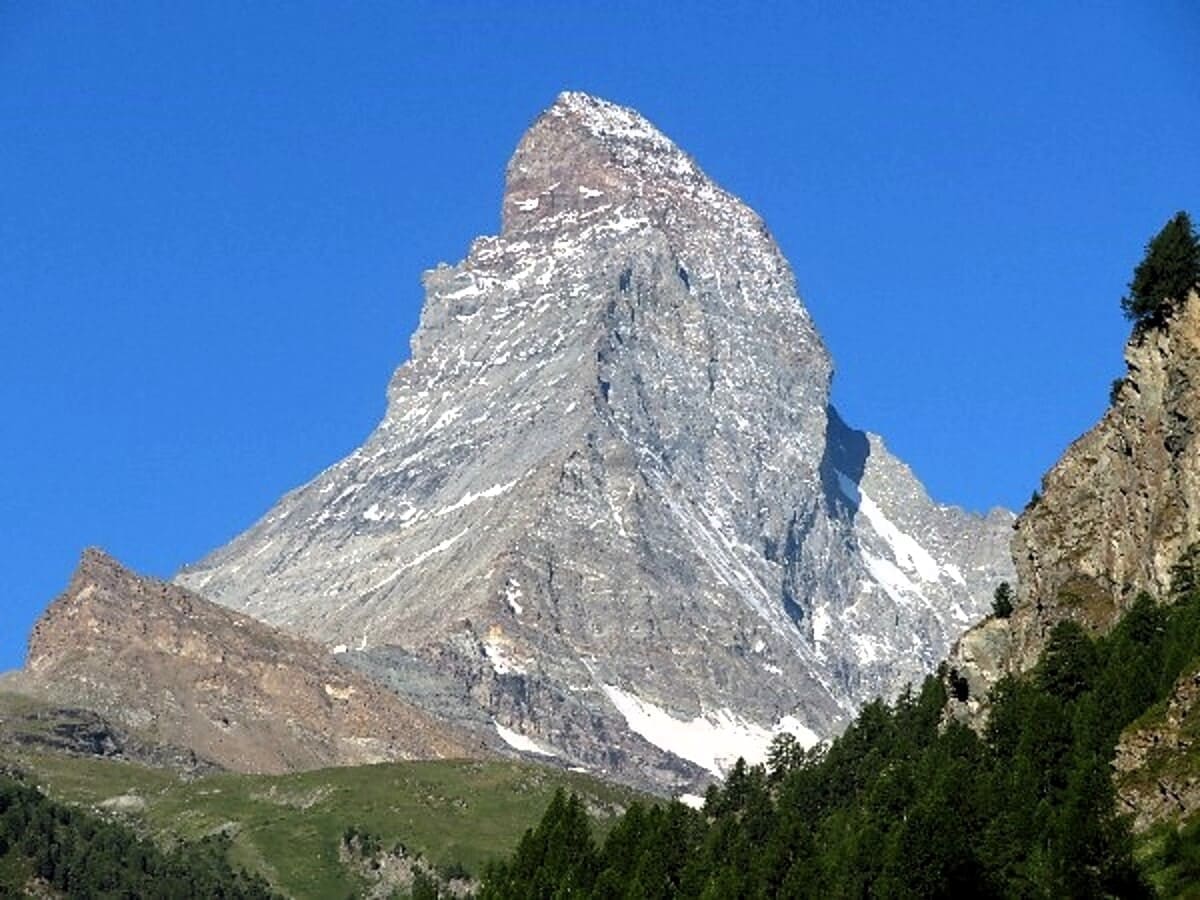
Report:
992,581,1015,618
1122,211,1200,330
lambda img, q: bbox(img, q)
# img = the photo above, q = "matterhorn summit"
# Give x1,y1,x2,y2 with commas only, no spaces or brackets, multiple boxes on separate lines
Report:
179,92,1012,791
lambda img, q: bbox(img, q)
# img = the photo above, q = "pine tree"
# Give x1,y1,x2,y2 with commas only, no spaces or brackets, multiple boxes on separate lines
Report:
1122,211,1200,330
992,582,1015,618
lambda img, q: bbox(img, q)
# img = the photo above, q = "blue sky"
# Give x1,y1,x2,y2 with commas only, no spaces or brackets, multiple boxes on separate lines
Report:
2,3,1198,670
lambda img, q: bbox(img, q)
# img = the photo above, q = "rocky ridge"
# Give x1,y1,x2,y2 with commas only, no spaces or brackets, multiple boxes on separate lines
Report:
6,549,482,774
950,289,1200,713
179,92,1013,791
0,694,218,777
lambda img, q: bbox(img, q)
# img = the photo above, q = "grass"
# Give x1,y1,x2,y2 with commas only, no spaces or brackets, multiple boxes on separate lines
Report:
0,746,645,899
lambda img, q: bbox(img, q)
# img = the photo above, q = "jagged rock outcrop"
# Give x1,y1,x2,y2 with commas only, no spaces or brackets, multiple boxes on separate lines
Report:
178,92,1012,791
950,289,1200,718
0,694,219,777
945,286,1200,724
5,549,482,774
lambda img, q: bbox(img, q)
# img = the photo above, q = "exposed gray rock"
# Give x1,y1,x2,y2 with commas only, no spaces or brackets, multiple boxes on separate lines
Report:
0,698,221,778
178,92,1013,792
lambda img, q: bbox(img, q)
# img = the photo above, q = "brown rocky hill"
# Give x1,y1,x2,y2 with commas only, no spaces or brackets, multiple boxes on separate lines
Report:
3,549,483,773
951,290,1200,710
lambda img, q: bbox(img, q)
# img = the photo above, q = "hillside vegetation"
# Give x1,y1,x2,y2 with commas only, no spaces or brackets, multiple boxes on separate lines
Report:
0,771,276,898
481,583,1200,898
0,738,642,899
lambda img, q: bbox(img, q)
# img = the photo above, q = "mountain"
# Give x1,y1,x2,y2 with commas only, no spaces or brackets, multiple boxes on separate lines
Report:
3,549,482,773
178,92,1013,791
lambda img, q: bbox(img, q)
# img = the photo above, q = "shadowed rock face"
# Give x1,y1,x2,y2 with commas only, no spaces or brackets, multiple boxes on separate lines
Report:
178,92,1012,791
9,549,482,774
0,695,220,777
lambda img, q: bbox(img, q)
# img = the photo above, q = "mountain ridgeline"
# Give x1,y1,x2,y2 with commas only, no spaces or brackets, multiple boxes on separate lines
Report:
177,92,1012,792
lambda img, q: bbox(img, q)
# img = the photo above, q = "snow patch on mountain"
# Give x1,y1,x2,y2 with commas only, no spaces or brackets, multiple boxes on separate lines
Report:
177,91,1015,793
494,722,556,757
602,684,818,776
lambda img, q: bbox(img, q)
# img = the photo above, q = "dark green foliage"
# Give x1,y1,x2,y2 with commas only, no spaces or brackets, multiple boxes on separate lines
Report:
480,788,600,899
1122,211,1200,330
1142,818,1200,895
436,859,471,881
1110,376,1126,406
0,774,276,898
765,732,806,783
948,667,970,702
1037,620,1099,700
991,581,1015,618
1170,543,1200,598
341,824,382,859
482,586,1200,897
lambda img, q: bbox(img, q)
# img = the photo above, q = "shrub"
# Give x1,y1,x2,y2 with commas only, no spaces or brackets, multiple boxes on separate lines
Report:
992,582,1015,618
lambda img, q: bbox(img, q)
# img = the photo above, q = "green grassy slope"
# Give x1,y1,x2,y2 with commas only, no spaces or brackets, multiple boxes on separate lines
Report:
0,742,643,899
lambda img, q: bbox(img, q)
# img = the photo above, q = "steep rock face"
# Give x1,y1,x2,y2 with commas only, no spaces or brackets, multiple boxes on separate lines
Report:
8,549,481,774
179,92,1012,790
1010,290,1200,659
950,290,1200,718
0,693,218,777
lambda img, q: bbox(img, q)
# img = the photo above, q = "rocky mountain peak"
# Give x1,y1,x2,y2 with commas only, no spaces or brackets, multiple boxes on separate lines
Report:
499,92,775,281
503,92,703,236
179,94,1012,792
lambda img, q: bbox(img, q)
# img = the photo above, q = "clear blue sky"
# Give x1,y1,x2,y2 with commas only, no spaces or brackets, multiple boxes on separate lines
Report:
3,3,1198,670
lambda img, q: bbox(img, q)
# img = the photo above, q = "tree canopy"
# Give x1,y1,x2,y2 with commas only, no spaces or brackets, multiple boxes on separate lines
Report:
1122,211,1200,330
0,774,276,898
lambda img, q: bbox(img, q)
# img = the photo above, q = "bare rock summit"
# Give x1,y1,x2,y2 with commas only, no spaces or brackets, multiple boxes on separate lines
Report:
179,92,1013,791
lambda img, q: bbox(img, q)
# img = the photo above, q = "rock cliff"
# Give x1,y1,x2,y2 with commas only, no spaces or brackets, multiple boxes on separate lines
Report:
178,92,1012,791
1013,290,1200,651
950,289,1200,714
945,292,1200,724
